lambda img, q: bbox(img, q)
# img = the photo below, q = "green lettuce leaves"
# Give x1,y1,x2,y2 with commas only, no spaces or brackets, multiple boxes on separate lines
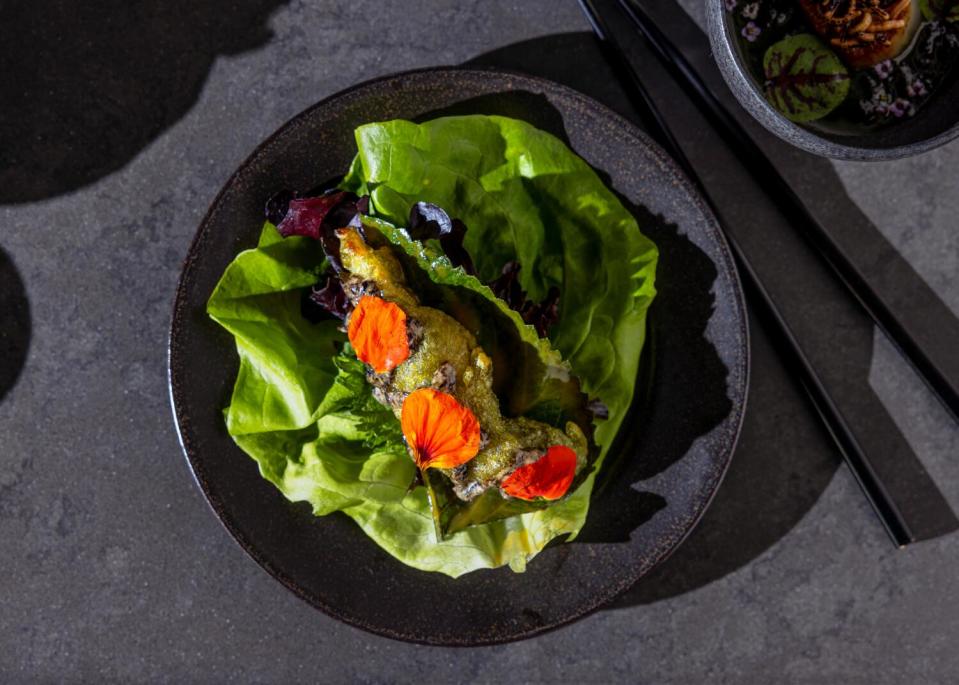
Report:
208,115,658,577
763,34,850,123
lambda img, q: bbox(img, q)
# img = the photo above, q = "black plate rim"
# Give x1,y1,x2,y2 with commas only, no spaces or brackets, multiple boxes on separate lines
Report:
168,65,750,646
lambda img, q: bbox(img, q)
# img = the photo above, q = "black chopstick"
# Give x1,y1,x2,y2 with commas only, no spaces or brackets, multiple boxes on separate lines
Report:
577,0,914,547
615,0,959,427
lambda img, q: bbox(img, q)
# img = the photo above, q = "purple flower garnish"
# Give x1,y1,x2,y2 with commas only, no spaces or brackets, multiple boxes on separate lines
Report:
907,79,927,98
874,60,894,80
889,98,912,118
741,21,762,42
725,0,738,10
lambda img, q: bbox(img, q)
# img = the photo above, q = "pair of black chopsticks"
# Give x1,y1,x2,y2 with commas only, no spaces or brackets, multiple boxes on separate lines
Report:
576,0,947,547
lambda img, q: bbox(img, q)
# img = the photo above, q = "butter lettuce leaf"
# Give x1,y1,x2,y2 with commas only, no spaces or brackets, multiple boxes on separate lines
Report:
208,116,658,577
343,116,657,456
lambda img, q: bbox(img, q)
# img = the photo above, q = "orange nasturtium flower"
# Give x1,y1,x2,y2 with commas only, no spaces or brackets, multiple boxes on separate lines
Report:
347,295,410,374
501,445,578,501
401,388,481,470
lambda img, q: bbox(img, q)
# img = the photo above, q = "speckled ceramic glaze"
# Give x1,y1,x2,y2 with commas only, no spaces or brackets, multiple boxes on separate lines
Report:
707,1,959,160
168,68,749,645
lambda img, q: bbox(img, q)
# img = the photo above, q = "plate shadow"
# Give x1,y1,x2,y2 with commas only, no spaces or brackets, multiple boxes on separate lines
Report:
0,0,290,204
577,203,732,544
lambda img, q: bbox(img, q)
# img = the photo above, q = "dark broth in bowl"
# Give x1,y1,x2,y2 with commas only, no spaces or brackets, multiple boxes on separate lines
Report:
728,0,959,134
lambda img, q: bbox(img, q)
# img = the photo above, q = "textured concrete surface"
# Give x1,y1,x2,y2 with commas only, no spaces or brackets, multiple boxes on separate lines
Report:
1,0,958,682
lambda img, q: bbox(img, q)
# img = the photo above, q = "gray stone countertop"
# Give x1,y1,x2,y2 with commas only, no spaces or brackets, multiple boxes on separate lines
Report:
1,0,958,682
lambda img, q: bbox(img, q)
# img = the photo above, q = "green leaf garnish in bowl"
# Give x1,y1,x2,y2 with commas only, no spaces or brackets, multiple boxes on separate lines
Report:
763,33,851,123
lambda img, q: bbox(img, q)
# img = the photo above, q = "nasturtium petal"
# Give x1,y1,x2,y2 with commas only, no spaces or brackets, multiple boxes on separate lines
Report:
401,388,481,470
501,445,578,501
347,295,410,373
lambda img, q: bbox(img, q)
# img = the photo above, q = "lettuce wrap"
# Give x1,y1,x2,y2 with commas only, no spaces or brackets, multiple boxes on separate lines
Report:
207,115,658,577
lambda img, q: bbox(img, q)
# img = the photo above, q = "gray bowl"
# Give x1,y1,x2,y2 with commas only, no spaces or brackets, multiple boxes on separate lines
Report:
707,1,959,160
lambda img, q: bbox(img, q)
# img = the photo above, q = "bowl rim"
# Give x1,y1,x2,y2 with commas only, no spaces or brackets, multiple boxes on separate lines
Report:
706,0,959,161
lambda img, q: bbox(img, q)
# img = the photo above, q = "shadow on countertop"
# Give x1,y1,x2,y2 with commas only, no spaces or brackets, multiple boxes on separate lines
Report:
0,247,30,403
0,0,289,204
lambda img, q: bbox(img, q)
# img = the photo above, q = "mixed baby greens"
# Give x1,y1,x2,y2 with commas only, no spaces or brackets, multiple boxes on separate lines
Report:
207,115,658,577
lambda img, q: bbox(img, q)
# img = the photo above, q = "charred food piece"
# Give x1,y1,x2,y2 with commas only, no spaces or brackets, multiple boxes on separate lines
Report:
798,0,921,68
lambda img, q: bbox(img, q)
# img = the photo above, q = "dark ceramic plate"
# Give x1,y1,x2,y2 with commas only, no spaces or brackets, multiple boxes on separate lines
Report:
168,68,749,645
